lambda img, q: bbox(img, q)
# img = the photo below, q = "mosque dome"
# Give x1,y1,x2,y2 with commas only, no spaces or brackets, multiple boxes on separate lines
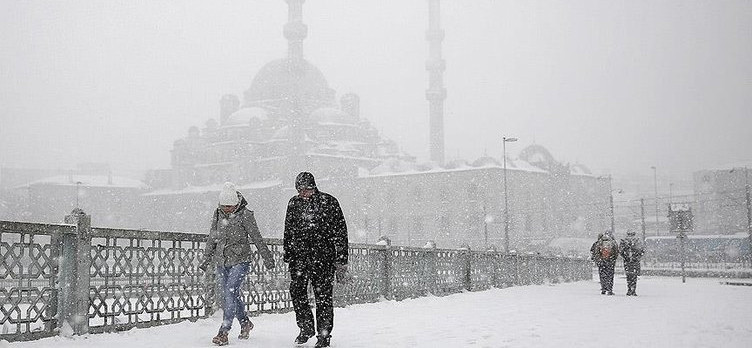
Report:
244,58,336,112
224,107,269,127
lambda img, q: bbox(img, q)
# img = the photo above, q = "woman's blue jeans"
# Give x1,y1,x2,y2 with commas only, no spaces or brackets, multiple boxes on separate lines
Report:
217,262,250,332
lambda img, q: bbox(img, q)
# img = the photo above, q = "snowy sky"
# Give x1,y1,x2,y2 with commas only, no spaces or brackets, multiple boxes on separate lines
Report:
1,0,750,179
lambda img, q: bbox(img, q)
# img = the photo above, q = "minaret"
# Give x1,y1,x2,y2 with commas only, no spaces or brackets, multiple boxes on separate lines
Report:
426,0,446,165
284,0,307,158
284,0,307,61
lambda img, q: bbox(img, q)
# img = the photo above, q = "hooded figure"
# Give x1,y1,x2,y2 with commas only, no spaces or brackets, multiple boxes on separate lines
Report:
620,230,644,296
284,172,348,348
200,182,275,346
591,231,619,295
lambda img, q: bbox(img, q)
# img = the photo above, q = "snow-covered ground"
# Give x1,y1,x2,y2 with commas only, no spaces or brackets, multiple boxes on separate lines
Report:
6,275,752,348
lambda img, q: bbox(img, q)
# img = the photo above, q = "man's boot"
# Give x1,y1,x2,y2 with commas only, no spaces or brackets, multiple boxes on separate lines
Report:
295,329,315,344
315,335,331,348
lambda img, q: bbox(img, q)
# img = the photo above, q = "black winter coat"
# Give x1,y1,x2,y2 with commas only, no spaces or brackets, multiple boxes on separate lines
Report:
283,190,348,265
620,236,644,275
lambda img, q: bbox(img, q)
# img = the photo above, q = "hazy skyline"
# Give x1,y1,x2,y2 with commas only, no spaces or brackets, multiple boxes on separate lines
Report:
1,0,750,181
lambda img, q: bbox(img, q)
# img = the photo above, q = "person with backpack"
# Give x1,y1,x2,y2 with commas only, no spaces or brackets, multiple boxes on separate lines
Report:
590,231,619,295
620,230,645,296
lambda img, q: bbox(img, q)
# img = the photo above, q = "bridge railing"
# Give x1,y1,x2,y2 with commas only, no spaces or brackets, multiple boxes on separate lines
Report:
1,212,591,342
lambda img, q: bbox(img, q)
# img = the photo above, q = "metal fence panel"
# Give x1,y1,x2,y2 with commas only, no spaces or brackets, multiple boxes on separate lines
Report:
87,227,213,333
0,221,73,341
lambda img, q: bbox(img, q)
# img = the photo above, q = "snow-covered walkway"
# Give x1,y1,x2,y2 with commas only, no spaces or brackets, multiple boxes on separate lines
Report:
7,276,752,348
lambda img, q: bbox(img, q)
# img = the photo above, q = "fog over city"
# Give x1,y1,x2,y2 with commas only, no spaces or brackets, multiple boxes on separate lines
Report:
2,2,752,347
1,0,750,180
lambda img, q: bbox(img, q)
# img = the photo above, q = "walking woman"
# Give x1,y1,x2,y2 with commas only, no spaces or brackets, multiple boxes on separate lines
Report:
199,182,275,346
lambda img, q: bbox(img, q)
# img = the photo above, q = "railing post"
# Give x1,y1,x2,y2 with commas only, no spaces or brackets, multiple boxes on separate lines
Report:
459,244,472,291
377,236,392,300
487,245,498,288
48,226,63,334
60,208,91,336
422,240,437,294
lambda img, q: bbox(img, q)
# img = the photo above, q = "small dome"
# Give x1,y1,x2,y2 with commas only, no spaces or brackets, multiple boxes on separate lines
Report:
188,126,200,137
443,159,470,170
225,107,268,127
310,107,351,124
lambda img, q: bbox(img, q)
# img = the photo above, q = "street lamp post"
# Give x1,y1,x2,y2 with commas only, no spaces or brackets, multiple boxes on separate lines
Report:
669,183,674,204
503,136,518,253
75,181,83,209
607,175,615,233
651,166,659,236
745,167,751,239
483,203,488,250
742,167,751,264
605,175,623,234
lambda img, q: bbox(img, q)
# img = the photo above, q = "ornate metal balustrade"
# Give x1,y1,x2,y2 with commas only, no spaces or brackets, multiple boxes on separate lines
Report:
87,227,213,333
0,221,73,341
1,213,592,342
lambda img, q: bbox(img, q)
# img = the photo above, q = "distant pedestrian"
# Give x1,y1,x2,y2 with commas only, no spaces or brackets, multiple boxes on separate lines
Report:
284,172,349,348
199,182,275,346
620,230,645,296
591,231,619,295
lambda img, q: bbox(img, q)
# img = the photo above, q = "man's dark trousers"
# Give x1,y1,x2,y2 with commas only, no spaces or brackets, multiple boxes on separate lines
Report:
289,258,335,336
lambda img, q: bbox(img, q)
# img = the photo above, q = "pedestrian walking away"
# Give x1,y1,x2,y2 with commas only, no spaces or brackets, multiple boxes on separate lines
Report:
199,182,275,346
620,229,645,296
284,172,349,348
591,231,619,295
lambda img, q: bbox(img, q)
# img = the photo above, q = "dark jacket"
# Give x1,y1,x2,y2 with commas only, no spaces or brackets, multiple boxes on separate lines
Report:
283,189,348,265
620,235,644,275
201,193,274,268
591,236,619,266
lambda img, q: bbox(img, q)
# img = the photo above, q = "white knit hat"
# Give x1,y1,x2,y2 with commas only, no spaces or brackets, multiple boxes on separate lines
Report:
218,182,239,206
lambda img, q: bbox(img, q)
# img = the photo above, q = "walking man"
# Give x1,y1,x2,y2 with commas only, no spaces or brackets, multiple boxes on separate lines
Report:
620,230,645,296
284,172,349,348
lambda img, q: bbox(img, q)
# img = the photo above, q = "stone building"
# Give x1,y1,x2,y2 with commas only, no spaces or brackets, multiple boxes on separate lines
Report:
693,167,751,235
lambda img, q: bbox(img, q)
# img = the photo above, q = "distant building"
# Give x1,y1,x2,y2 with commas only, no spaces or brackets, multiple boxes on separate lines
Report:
693,167,751,235
3,163,148,228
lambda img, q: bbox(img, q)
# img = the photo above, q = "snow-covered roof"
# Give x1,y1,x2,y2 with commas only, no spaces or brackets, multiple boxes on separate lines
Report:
143,180,282,196
25,175,147,189
363,160,549,179
304,153,381,164
646,234,749,240
193,161,236,168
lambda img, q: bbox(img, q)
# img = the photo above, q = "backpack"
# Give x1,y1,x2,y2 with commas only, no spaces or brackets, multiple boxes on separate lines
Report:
600,240,613,259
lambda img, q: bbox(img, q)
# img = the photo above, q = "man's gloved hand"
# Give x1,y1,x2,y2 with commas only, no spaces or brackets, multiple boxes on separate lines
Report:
335,264,351,284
